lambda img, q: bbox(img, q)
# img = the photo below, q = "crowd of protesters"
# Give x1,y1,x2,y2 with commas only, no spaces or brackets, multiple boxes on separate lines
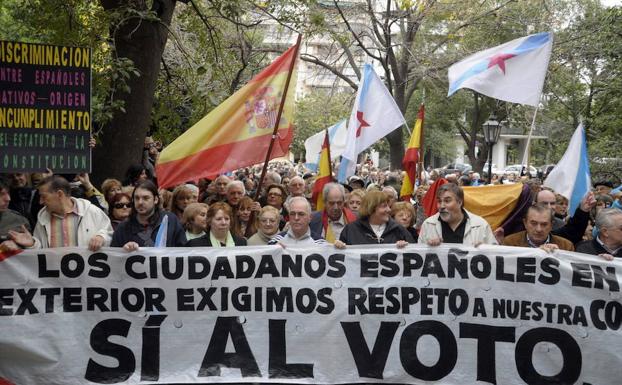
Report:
1,136,621,261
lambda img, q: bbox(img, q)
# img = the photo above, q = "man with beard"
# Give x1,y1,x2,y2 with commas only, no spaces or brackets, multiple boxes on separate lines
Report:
112,180,186,250
419,183,496,246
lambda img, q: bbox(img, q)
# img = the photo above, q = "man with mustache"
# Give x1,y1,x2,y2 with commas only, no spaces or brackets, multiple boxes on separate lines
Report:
418,183,496,246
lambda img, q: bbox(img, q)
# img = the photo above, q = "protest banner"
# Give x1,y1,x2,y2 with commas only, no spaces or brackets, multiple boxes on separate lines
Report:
0,244,620,384
0,40,91,173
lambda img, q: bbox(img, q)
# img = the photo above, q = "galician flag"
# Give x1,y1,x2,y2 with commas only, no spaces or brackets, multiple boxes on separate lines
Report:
156,42,299,188
448,32,553,107
338,64,406,182
304,119,347,171
311,130,332,211
543,124,591,215
400,104,424,200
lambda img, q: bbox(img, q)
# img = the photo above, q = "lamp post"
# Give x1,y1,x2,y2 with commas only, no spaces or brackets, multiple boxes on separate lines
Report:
483,115,502,184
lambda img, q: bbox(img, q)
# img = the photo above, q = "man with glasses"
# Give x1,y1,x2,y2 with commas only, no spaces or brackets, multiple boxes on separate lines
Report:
309,183,357,243
576,208,622,260
269,197,326,246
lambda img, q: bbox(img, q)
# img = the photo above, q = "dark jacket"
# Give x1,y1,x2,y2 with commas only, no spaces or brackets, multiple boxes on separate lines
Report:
551,207,590,245
576,238,622,258
111,210,186,247
186,233,247,247
309,208,357,240
340,217,415,245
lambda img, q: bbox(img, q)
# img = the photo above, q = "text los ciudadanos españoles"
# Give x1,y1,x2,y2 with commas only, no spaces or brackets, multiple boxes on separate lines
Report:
1,246,619,384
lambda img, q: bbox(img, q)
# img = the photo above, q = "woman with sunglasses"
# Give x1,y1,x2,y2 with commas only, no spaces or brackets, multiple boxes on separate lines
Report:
337,190,414,248
265,183,288,230
107,192,132,230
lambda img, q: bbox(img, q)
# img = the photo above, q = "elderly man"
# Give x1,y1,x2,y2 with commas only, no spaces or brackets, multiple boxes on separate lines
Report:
269,197,326,246
593,181,613,197
382,186,398,207
285,176,306,207
205,175,231,204
503,204,574,251
225,180,246,209
287,176,305,197
576,208,622,260
534,189,594,244
309,183,357,243
419,183,496,246
7,176,112,251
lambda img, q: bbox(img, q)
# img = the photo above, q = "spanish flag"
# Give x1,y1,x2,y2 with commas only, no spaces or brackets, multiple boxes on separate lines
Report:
400,104,424,200
156,42,300,188
312,130,332,211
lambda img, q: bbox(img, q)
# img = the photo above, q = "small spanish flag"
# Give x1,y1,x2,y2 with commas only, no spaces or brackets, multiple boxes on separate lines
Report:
156,40,300,188
312,130,332,211
400,104,424,200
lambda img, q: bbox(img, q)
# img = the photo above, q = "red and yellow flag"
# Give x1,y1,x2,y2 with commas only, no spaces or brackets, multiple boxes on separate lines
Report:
156,43,299,188
400,104,424,200
312,130,332,211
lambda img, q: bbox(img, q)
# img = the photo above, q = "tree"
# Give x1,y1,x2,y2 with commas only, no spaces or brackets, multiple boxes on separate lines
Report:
278,0,519,170
92,0,178,183
292,90,353,159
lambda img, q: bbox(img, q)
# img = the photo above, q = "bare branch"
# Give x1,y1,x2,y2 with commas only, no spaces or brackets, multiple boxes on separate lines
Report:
333,0,382,64
300,54,358,89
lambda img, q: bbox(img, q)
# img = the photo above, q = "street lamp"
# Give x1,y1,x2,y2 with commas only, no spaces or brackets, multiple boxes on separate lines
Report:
483,115,502,184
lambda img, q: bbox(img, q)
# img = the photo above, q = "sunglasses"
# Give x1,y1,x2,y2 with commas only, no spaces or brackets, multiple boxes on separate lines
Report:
114,202,132,209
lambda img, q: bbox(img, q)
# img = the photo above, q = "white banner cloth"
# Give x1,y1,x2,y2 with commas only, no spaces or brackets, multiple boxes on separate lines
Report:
0,244,620,384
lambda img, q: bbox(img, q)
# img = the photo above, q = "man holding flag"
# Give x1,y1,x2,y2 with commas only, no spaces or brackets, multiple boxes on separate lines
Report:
338,64,406,183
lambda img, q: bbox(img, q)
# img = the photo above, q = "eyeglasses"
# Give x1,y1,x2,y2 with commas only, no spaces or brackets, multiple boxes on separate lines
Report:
114,202,132,209
268,192,283,197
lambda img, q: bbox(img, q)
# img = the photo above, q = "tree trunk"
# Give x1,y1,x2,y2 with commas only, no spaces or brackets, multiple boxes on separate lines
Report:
387,128,404,170
92,0,177,185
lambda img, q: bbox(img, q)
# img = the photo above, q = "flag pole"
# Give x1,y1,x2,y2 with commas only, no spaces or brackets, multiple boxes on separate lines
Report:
325,129,333,179
254,34,302,201
416,104,425,188
520,104,539,176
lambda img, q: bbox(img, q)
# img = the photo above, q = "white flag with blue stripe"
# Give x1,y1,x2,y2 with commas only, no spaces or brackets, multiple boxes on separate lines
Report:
304,119,347,171
154,214,168,248
338,64,406,182
543,124,591,215
448,32,553,107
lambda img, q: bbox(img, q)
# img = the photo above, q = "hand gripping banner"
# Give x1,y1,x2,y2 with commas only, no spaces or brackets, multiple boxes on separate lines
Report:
0,245,620,384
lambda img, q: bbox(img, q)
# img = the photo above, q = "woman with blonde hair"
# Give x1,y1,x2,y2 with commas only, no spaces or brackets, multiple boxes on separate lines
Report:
247,206,281,245
347,189,365,215
182,202,209,241
169,184,198,220
391,201,418,241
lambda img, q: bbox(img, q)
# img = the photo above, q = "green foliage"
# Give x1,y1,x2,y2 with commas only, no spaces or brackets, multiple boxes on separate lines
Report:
292,90,353,159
